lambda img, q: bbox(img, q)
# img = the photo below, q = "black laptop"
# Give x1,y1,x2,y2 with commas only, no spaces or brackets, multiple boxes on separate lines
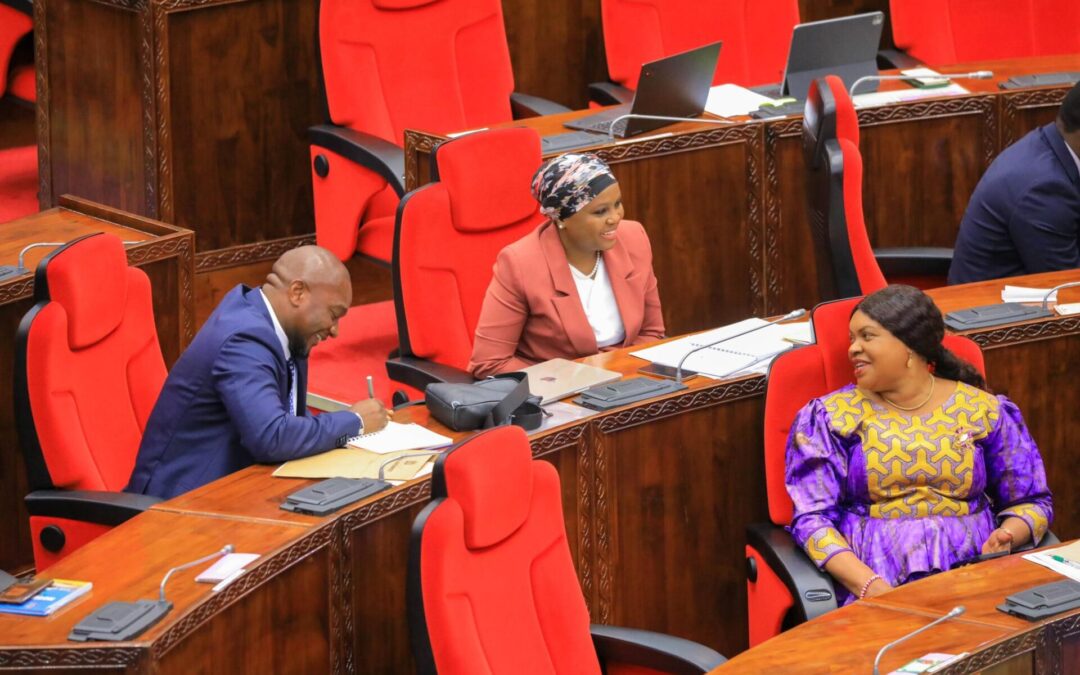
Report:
562,41,722,139
753,12,884,101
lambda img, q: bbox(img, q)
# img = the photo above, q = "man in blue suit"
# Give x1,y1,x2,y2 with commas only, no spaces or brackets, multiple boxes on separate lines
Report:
949,81,1080,284
128,246,389,499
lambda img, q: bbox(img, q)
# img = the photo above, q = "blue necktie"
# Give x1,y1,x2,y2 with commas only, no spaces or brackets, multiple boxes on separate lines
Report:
287,358,297,415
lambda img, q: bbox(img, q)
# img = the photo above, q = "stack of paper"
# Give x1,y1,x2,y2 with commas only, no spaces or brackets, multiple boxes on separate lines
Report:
1001,285,1057,303
704,84,775,118
631,318,807,379
1024,540,1080,583
853,83,968,109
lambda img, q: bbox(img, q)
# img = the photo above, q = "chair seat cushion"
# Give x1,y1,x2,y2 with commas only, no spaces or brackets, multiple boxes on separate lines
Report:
355,214,395,263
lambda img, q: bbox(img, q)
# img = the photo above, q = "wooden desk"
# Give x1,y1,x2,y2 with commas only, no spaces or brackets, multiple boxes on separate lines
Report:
4,270,1077,670
718,542,1080,674
0,196,194,574
0,510,337,673
405,55,1079,335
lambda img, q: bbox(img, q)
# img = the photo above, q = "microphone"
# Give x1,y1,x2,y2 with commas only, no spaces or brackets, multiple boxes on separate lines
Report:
675,308,807,384
377,451,445,481
69,544,234,642
872,605,965,675
849,70,994,96
606,113,738,139
0,240,141,281
1041,281,1080,311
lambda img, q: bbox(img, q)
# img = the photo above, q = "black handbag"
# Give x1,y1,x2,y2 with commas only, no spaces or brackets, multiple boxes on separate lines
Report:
425,372,544,432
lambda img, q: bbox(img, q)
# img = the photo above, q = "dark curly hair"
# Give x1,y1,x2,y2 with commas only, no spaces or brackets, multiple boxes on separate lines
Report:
853,285,985,390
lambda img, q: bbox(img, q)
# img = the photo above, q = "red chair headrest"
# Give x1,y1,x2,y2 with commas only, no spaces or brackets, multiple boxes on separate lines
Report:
371,0,440,9
436,128,542,232
41,234,130,350
439,426,533,549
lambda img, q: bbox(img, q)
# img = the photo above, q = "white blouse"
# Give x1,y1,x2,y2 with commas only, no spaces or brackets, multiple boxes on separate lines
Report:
570,258,626,348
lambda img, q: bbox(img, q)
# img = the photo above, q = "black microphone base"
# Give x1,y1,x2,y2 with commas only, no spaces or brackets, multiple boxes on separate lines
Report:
68,599,172,642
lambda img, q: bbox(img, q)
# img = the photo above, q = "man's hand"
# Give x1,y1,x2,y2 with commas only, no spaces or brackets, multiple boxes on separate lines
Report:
981,527,1014,555
350,398,391,433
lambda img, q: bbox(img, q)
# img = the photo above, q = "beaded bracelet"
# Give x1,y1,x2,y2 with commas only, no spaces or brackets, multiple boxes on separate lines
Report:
858,574,882,600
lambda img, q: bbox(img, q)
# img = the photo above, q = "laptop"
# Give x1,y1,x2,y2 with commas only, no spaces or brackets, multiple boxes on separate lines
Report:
563,41,722,139
753,12,884,101
521,358,622,404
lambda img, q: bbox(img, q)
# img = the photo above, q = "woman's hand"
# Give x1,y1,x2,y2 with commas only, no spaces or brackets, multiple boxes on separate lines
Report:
862,577,893,599
981,527,1014,554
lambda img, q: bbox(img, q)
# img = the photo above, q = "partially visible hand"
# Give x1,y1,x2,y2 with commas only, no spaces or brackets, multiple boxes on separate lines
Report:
350,398,391,433
863,577,893,599
981,527,1014,555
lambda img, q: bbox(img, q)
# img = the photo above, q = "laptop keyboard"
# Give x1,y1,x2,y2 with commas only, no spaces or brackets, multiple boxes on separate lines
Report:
580,118,628,136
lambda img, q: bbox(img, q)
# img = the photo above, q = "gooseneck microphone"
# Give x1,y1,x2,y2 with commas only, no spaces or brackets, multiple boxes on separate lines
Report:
1041,281,1080,311
872,605,966,675
69,544,235,642
0,240,141,281
675,308,807,384
606,113,739,139
849,70,994,96
159,544,234,603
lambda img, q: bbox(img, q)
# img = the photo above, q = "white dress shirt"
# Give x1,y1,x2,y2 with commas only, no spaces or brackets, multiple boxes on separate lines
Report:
570,258,626,348
1067,141,1080,178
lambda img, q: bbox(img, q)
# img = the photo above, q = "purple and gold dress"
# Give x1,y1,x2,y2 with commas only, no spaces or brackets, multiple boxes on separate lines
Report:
785,382,1052,604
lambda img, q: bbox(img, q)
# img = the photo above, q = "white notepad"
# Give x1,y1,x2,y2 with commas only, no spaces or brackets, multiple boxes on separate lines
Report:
631,318,801,379
346,422,453,455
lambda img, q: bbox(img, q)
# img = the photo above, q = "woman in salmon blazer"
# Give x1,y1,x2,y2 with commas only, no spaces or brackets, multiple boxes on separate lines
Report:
469,153,665,378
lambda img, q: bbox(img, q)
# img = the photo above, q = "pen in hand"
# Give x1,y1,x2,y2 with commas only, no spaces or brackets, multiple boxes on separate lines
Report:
367,375,375,399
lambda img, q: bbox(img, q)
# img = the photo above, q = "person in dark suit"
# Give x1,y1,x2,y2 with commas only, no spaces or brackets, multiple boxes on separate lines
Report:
949,82,1080,284
127,246,390,500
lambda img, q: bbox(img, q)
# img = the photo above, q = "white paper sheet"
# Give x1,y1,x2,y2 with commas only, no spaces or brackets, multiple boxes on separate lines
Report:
346,422,453,454
1001,285,1058,303
631,318,798,379
853,83,969,109
704,84,775,118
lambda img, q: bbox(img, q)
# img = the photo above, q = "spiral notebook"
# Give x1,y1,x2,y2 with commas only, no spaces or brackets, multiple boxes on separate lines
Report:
345,422,453,455
631,318,810,379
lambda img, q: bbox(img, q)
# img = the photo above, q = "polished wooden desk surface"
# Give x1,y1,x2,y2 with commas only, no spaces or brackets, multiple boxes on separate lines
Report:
717,540,1080,674
926,268,1080,315
0,209,152,271
0,510,307,647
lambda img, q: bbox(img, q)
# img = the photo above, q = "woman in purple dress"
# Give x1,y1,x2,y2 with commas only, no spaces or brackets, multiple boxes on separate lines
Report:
785,285,1053,604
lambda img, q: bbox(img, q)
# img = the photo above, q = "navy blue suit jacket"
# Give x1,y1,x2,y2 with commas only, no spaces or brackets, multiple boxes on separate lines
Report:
949,123,1080,284
127,285,360,499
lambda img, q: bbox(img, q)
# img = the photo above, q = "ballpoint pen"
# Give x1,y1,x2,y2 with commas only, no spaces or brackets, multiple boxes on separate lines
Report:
366,375,375,399
1050,554,1080,569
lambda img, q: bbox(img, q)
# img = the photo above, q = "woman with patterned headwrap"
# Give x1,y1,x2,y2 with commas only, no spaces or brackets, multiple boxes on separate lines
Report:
786,285,1053,605
468,153,665,378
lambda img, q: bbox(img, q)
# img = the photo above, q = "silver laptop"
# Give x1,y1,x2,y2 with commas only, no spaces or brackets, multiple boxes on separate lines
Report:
521,358,622,404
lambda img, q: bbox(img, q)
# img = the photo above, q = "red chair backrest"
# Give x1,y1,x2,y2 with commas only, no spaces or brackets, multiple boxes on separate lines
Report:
763,297,986,526
891,0,1080,66
15,233,167,493
409,425,602,675
319,0,516,145
802,76,885,301
393,127,546,371
0,4,31,100
601,0,799,89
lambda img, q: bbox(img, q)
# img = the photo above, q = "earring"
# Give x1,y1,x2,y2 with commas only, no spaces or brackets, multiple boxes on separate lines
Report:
557,222,566,230
907,352,914,368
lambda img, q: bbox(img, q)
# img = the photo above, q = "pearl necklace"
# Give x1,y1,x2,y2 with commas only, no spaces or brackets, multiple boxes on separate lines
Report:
574,251,602,280
882,375,935,411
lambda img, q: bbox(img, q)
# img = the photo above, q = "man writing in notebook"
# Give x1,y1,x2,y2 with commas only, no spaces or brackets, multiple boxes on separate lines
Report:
127,246,390,500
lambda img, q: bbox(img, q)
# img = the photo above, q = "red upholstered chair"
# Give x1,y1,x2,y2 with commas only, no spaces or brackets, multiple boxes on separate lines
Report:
409,425,726,674
593,0,799,104
802,76,952,300
0,0,33,104
744,296,986,647
890,0,1080,66
386,127,546,393
15,233,164,570
310,0,569,265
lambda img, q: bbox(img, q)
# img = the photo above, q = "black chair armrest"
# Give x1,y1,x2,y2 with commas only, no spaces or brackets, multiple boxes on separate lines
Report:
308,124,406,197
385,355,475,392
25,490,161,526
747,523,838,623
587,81,635,106
0,0,32,16
590,624,725,674
877,48,923,71
509,92,572,118
874,247,953,277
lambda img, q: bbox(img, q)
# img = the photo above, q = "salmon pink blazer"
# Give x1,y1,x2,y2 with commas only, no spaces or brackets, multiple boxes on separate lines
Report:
468,219,665,378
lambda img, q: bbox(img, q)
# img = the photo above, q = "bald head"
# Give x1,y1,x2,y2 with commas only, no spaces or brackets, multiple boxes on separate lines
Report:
262,246,352,357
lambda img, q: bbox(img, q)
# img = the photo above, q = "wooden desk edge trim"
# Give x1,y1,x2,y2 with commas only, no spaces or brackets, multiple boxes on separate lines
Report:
148,506,315,529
